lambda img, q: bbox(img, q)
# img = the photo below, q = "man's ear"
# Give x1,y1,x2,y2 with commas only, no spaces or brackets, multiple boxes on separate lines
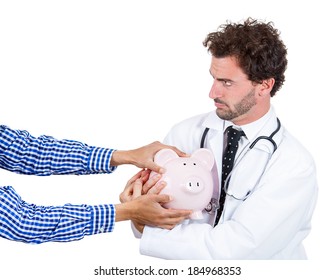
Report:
258,78,275,97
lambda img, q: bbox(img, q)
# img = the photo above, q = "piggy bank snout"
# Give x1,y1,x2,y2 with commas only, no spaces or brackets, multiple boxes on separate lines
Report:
184,176,205,194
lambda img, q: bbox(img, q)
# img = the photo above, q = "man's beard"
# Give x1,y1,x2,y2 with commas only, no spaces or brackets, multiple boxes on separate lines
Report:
215,88,256,121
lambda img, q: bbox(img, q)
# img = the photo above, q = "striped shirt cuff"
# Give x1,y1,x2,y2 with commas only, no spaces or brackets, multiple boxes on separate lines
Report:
89,204,116,235
88,147,116,173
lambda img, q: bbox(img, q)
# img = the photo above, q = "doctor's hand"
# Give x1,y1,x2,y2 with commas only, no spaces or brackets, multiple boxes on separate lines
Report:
119,170,192,232
110,141,187,174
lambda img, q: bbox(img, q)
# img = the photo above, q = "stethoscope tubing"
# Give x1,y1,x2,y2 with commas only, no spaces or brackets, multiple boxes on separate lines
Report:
248,118,280,152
201,118,281,201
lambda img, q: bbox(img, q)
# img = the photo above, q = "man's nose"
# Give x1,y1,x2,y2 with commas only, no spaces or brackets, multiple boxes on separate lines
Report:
209,80,222,99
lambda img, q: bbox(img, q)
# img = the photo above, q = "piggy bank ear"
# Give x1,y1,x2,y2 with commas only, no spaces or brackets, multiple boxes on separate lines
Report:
154,148,179,166
192,148,215,170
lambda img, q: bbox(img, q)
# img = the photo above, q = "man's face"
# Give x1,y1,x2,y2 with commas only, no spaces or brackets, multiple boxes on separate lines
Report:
209,56,260,125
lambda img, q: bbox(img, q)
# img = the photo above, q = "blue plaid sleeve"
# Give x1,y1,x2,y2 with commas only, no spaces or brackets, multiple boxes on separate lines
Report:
0,186,115,244
0,125,116,175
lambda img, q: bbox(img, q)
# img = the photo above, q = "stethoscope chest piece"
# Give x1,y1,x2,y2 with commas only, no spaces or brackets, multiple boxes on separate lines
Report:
205,197,220,214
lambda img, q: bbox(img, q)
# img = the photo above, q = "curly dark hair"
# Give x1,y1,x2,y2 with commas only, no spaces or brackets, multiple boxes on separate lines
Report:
203,18,288,97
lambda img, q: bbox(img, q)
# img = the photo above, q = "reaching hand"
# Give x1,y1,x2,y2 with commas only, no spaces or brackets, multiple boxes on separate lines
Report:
110,141,188,174
117,170,192,232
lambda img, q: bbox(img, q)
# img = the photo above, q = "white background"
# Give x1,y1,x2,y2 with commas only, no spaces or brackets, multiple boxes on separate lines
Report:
0,0,332,279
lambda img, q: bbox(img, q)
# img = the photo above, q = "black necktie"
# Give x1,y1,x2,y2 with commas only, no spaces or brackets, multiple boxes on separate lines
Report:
214,126,245,226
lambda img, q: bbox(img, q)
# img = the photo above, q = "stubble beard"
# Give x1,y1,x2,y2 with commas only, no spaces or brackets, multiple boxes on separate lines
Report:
215,88,257,121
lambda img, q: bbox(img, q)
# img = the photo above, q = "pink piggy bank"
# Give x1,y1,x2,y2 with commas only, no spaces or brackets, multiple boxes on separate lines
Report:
151,148,215,219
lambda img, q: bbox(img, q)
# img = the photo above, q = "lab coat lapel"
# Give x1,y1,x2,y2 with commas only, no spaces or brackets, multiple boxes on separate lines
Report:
201,112,225,201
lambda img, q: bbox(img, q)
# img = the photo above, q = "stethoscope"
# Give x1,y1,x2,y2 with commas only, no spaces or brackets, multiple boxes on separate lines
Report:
202,118,281,214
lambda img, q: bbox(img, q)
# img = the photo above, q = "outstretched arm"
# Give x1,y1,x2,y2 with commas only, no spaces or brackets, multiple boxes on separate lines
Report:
0,125,187,176
0,186,115,244
0,125,115,176
0,182,190,244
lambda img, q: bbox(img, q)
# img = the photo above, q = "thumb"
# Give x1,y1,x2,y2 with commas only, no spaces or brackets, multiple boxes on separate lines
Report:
153,194,173,204
145,161,166,174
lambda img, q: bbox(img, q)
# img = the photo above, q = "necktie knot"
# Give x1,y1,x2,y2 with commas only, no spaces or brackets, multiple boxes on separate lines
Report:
226,126,245,148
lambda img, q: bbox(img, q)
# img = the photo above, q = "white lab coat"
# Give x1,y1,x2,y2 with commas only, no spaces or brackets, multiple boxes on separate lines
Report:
139,107,318,259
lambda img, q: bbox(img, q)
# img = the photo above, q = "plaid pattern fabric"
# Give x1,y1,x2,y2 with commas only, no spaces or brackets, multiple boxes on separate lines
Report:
0,125,116,243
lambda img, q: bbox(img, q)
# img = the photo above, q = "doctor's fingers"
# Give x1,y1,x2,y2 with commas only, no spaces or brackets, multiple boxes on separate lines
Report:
146,181,166,195
142,173,163,194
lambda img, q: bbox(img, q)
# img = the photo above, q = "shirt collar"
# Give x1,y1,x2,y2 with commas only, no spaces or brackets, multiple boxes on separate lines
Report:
236,106,275,142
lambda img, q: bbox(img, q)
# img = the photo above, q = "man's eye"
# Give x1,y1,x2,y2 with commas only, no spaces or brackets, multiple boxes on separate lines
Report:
222,80,232,86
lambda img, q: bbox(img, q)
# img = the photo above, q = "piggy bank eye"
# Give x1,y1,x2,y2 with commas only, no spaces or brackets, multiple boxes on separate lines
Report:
193,163,196,165
183,163,186,165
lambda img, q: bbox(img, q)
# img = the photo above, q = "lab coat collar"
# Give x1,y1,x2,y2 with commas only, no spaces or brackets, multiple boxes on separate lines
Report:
201,106,280,151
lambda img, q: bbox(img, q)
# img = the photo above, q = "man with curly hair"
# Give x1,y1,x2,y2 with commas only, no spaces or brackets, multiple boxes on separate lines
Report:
122,18,318,259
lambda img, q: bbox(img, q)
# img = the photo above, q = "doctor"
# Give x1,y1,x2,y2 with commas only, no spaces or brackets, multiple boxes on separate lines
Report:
122,18,318,259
